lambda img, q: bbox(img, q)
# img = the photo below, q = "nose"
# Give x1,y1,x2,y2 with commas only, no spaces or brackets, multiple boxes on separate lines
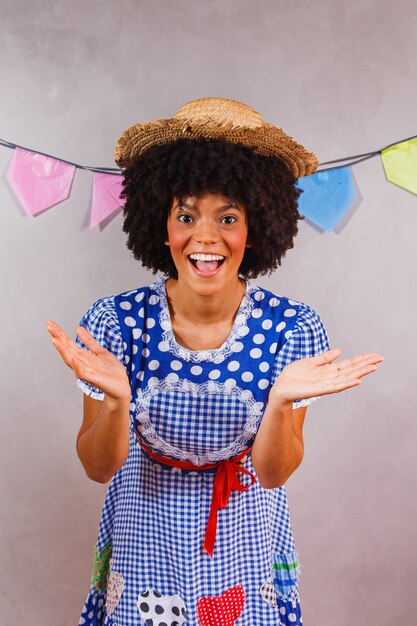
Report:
193,218,220,244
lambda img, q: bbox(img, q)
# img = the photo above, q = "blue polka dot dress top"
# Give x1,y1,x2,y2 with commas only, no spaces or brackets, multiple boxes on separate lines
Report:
75,275,330,626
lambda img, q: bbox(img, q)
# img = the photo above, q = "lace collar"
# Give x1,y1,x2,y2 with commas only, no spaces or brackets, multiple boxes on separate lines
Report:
151,275,258,362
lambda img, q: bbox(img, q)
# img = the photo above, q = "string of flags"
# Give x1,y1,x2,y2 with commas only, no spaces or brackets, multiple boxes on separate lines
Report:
1,134,417,231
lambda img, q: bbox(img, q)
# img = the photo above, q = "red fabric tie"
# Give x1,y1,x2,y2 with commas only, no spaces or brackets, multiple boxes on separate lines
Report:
137,436,256,558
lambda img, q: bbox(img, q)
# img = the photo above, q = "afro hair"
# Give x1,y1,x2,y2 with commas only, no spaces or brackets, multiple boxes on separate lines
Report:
120,138,304,279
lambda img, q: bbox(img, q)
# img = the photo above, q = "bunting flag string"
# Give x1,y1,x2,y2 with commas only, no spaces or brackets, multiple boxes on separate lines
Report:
1,133,416,230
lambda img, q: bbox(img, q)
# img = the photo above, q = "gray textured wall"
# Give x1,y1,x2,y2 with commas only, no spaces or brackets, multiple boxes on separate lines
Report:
1,1,416,624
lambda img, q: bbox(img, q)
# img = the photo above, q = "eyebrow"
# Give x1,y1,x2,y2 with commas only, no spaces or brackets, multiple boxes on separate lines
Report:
176,200,243,213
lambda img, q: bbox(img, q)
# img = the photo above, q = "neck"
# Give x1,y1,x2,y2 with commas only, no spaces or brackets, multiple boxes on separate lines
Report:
165,276,247,326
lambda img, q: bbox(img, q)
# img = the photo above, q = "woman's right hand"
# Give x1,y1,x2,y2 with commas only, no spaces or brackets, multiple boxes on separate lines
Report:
45,320,131,402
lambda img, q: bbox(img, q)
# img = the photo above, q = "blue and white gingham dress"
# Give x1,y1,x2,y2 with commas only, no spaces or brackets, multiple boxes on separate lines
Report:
75,275,330,626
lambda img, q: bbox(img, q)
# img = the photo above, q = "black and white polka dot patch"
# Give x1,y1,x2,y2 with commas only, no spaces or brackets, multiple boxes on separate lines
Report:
137,589,187,626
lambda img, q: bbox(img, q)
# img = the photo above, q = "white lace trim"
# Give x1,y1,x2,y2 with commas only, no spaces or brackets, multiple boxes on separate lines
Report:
151,275,259,362
293,396,320,408
76,379,104,400
134,377,264,465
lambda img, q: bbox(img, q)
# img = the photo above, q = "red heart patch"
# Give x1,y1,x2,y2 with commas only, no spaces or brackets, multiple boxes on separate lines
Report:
197,584,245,626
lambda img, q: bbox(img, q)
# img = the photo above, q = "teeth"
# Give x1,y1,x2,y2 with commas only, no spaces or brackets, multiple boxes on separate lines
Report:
189,254,225,261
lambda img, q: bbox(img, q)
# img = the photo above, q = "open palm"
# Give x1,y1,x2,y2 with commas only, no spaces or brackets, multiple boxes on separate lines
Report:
270,348,384,403
46,320,130,401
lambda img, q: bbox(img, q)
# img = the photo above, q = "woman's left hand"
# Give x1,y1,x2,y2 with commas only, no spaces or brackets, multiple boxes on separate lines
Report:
270,348,384,404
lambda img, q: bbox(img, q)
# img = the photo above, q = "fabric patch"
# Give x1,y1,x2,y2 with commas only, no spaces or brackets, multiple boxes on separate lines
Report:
79,590,105,624
91,541,113,593
197,585,245,626
260,577,278,607
137,589,187,625
272,551,300,601
277,594,302,625
260,577,302,623
106,568,125,616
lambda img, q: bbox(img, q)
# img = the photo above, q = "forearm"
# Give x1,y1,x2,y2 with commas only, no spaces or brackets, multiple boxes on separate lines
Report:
77,395,130,483
251,397,303,489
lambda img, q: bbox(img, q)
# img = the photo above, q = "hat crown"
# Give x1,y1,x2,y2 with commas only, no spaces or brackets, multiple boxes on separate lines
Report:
174,97,265,129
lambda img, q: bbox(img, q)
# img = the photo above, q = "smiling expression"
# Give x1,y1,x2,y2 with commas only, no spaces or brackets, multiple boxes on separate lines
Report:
165,192,251,294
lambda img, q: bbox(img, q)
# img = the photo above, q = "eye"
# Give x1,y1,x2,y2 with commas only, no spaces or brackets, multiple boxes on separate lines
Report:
178,214,193,223
221,215,238,224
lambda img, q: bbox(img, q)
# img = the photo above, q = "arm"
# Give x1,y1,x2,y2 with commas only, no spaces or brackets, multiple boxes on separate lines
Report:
252,402,307,489
76,393,131,483
46,319,131,483
252,348,384,489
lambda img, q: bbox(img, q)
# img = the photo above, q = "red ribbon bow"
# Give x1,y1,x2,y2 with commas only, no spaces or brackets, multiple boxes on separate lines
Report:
204,453,256,557
137,436,256,557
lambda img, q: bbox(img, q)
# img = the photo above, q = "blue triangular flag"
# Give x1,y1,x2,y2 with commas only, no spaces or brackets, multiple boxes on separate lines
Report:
297,166,357,231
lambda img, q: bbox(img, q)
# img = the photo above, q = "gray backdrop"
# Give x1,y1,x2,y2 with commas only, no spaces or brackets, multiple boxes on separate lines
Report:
1,1,415,624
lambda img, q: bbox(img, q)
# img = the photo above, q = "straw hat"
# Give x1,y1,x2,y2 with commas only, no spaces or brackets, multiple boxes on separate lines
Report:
114,97,318,178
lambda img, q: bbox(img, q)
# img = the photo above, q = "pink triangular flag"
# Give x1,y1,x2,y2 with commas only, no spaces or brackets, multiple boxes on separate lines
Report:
90,172,124,228
7,147,75,216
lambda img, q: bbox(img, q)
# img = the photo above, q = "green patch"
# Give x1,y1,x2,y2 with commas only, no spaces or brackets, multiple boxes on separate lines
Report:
91,541,113,592
273,560,299,571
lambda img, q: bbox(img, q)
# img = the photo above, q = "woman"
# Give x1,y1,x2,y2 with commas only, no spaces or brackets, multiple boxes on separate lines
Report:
46,97,383,626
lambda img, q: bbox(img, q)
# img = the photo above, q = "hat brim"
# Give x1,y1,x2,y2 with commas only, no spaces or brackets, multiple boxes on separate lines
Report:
114,117,318,178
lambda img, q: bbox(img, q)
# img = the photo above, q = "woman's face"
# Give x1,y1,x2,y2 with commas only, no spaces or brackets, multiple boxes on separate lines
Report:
165,192,251,294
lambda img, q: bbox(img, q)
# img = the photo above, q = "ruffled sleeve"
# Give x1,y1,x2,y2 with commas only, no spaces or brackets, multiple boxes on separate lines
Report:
271,302,331,409
74,296,125,400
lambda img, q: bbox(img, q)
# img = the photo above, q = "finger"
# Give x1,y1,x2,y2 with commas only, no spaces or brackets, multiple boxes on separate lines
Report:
49,323,85,357
314,354,382,396
364,354,384,364
335,353,383,373
327,379,363,394
51,337,92,381
326,355,383,380
48,325,103,387
46,322,81,359
76,326,106,354
46,319,59,329
348,363,379,380
50,337,77,369
46,320,68,341
331,364,378,389
339,352,384,366
47,322,87,353
313,348,343,366
48,323,84,357
48,322,106,359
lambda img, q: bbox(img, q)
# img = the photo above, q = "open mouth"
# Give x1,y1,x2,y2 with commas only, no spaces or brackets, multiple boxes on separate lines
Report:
188,254,226,273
